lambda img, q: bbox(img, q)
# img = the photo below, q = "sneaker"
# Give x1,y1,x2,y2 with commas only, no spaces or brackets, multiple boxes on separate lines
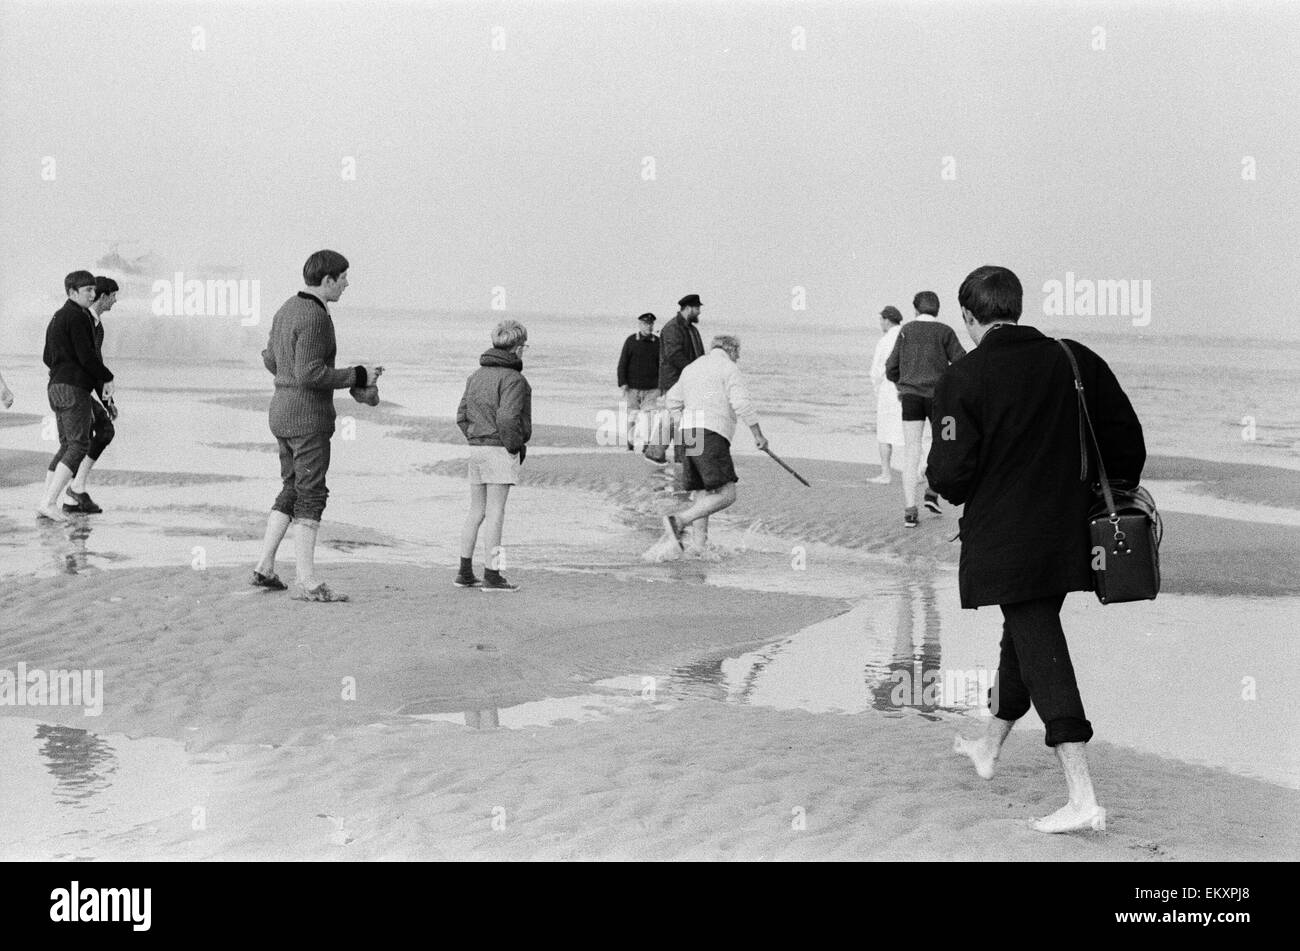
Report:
481,574,519,592
662,514,684,550
904,508,919,528
290,582,350,602
453,571,481,588
63,489,102,514
923,492,941,515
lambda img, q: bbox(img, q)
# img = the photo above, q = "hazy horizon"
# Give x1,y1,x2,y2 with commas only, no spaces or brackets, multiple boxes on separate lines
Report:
3,0,1298,338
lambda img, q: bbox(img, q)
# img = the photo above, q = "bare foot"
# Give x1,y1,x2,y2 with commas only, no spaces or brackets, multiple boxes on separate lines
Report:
1030,802,1106,834
953,733,998,779
867,473,892,485
35,504,68,523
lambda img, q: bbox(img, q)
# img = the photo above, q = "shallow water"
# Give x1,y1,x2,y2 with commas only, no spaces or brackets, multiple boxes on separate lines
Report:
0,717,210,860
1,367,1297,807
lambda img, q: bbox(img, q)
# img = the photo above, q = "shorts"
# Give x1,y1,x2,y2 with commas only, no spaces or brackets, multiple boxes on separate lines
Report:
899,393,933,422
681,429,738,491
468,445,520,485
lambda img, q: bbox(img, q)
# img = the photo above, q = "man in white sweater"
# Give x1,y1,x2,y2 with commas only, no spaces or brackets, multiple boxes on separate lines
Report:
661,335,768,552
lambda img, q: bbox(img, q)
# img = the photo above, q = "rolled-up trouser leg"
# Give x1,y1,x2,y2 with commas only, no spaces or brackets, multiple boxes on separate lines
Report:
87,399,115,461
47,383,93,474
998,594,1093,746
278,431,331,523
272,436,298,518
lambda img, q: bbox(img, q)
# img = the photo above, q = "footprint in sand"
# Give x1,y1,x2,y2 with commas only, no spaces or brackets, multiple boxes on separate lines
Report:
317,814,354,846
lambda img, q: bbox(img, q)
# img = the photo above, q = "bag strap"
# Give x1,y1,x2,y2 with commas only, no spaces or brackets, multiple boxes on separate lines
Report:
1056,339,1118,519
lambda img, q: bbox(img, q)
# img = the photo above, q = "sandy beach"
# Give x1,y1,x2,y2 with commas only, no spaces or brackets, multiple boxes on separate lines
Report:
1,376,1297,861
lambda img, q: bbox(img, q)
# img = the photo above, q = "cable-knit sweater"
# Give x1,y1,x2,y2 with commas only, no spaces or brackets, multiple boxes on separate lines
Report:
261,292,362,437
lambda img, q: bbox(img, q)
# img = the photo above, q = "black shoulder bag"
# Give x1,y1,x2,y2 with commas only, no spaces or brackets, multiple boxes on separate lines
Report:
1057,340,1162,604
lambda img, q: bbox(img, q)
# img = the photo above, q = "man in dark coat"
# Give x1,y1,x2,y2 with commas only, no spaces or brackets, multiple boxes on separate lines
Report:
616,312,660,450
657,294,705,487
658,294,705,393
928,265,1145,834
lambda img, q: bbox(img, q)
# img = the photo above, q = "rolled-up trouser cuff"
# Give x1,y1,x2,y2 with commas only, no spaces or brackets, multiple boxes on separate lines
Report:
273,431,331,523
48,383,93,474
1044,716,1094,747
87,401,114,461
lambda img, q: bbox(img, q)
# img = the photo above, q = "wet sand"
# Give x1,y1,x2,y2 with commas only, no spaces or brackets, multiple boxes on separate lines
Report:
2,563,1295,861
2,398,1298,860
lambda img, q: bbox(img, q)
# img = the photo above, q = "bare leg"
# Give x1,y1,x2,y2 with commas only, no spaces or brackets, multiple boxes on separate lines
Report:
901,420,924,510
69,456,96,494
1031,742,1106,833
255,510,292,576
460,483,487,559
953,715,1015,779
675,483,737,528
483,483,511,570
37,463,75,522
869,442,893,483
690,514,709,550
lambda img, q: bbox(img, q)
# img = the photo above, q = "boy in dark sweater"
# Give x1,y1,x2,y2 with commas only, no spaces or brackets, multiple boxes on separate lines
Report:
37,271,115,522
886,290,966,526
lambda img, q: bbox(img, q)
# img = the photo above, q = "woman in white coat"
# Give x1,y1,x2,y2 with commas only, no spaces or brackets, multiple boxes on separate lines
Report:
869,306,905,483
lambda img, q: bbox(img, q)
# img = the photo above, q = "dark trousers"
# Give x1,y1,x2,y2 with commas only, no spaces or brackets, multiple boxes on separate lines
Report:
48,393,115,471
47,383,94,474
272,431,331,522
988,593,1094,746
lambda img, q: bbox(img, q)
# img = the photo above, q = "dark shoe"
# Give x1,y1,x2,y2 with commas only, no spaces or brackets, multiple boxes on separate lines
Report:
63,490,102,514
454,571,481,588
251,570,288,591
481,574,519,592
923,492,941,515
627,440,635,451
904,508,919,528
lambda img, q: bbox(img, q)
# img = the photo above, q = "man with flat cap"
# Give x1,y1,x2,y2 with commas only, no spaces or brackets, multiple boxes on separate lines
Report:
658,295,706,486
616,312,661,451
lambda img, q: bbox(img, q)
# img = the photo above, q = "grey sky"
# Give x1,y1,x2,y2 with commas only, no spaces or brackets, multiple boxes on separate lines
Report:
2,0,1297,337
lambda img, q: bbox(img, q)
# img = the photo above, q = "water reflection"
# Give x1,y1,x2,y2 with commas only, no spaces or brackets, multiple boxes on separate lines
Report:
34,724,118,805
464,708,500,729
664,578,964,718
866,578,944,716
36,519,94,575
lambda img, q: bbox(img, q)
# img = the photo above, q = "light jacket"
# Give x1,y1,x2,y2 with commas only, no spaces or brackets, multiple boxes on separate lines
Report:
870,324,900,390
664,348,758,444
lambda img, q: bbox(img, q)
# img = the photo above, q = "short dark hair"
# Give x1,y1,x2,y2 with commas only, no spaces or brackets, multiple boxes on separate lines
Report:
303,250,349,287
912,291,940,316
93,276,119,300
879,305,902,325
64,270,96,294
958,265,1023,325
